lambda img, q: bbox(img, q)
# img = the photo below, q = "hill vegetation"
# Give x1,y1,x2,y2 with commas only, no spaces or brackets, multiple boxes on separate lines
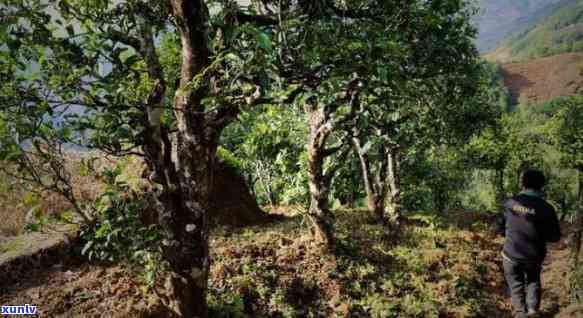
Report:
485,0,583,62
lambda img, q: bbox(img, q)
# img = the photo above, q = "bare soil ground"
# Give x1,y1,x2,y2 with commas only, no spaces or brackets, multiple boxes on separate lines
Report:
498,53,583,106
0,211,580,317
541,225,583,318
487,221,583,318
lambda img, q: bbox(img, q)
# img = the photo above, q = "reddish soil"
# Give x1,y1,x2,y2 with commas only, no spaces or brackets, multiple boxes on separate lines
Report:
0,262,161,318
542,224,583,318
1,215,581,317
543,242,578,318
500,53,583,106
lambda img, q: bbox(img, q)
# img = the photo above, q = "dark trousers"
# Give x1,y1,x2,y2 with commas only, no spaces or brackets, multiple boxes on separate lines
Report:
503,257,542,315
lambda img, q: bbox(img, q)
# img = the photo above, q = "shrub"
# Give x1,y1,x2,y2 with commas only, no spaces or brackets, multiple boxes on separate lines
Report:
79,166,166,287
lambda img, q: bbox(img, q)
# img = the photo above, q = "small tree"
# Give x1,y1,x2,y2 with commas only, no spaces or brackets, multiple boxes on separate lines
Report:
344,0,492,225
221,105,308,207
281,0,486,237
552,96,583,266
463,62,513,212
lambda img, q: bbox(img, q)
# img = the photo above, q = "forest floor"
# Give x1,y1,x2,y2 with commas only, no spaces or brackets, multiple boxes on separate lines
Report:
0,208,581,317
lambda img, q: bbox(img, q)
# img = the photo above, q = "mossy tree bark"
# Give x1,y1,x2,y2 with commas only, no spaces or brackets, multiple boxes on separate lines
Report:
352,136,387,221
385,147,402,226
306,104,337,248
351,119,402,228
305,86,360,248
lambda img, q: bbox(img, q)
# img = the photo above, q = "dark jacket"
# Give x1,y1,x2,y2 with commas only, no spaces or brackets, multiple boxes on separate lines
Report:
496,190,561,263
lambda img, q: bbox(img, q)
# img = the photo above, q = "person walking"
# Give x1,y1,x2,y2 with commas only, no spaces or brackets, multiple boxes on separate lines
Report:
496,169,561,318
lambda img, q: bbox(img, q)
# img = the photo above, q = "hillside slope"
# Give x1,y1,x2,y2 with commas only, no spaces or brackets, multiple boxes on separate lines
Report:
485,0,583,63
1,210,580,317
475,0,576,53
499,52,583,105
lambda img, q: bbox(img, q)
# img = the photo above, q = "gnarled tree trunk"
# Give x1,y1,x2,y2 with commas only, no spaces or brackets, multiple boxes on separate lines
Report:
385,147,402,225
306,105,335,248
304,84,361,247
134,1,217,316
352,133,401,228
158,1,214,316
352,136,386,220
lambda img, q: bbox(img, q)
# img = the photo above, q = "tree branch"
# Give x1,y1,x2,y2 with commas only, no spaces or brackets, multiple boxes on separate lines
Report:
104,27,142,51
235,11,277,26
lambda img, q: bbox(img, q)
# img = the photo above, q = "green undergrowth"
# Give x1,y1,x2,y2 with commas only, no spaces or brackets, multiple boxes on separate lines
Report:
207,209,509,318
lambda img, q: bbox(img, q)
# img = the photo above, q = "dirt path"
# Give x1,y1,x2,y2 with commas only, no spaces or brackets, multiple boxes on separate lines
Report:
493,223,583,318
539,239,571,316
1,216,581,317
0,261,156,318
540,230,583,318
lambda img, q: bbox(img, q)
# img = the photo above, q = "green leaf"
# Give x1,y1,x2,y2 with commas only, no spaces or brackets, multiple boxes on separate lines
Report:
224,53,241,62
256,32,272,52
81,241,94,255
377,66,389,82
66,24,75,37
25,223,41,233
123,55,140,67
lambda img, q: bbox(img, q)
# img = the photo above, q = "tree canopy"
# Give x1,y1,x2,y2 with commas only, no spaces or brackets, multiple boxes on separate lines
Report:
0,0,526,316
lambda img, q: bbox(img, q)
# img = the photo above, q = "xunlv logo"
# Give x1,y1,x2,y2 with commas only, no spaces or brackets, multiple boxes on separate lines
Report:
1,305,37,315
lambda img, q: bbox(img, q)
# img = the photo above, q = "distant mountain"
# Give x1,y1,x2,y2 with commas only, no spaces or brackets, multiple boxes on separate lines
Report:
484,0,583,63
474,0,577,53
476,0,583,107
